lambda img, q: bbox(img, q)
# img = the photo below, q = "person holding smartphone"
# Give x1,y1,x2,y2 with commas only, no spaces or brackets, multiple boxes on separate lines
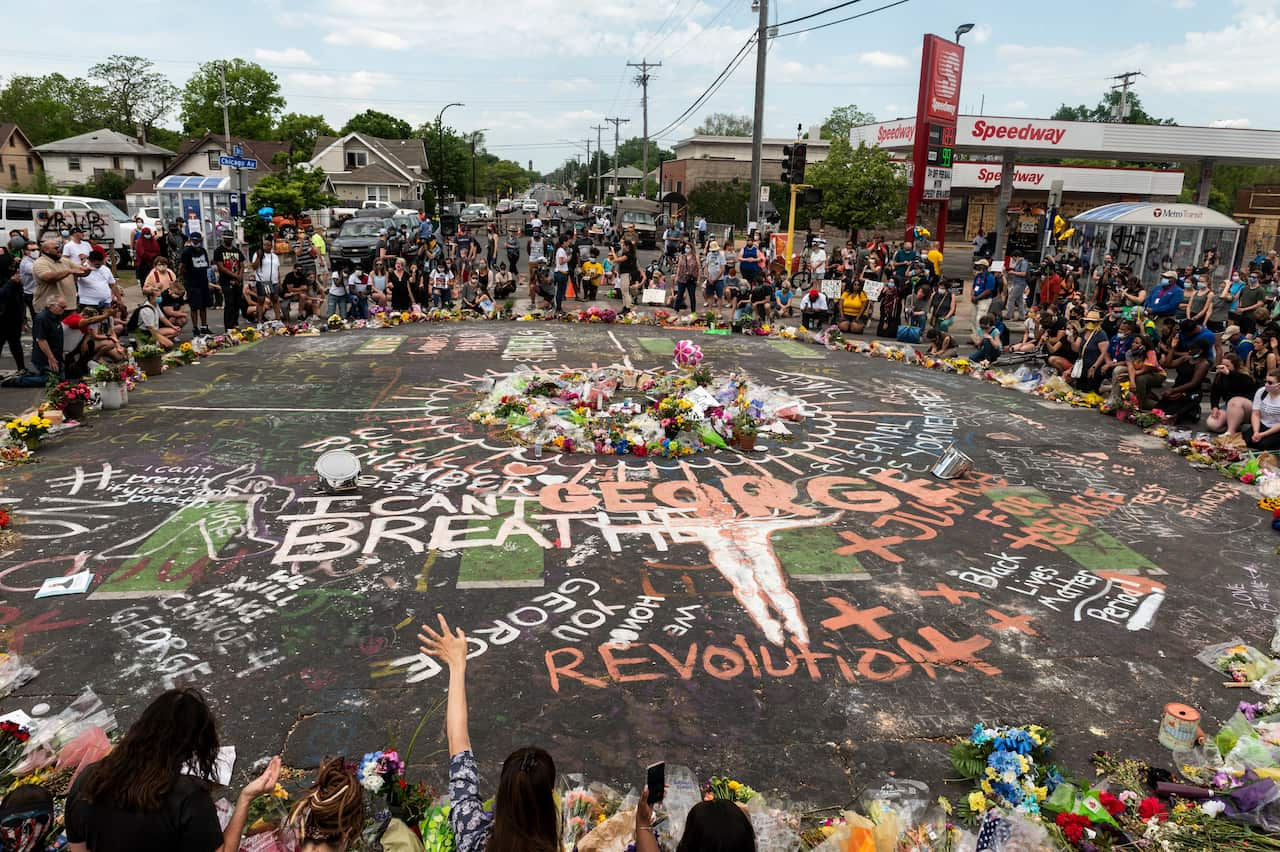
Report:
419,615,560,852
635,789,756,852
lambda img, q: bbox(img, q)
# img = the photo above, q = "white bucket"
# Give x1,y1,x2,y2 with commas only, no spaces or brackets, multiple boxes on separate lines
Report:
931,444,973,479
315,450,361,491
99,382,124,410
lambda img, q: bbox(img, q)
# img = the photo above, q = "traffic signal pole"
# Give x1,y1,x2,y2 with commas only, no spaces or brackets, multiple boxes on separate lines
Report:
783,183,811,275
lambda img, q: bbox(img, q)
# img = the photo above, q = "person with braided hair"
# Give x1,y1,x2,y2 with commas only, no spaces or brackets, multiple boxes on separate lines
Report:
66,687,281,852
419,614,560,852
287,757,366,850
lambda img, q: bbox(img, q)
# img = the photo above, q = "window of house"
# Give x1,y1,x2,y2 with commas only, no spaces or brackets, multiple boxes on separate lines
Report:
8,164,15,180
346,151,368,169
136,157,143,171
208,151,221,170
112,156,121,170
25,156,33,173
8,136,15,147
68,156,81,172
367,185,390,202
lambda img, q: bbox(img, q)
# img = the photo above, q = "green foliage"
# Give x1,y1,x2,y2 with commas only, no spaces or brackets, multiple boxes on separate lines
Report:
1051,89,1175,126
804,138,906,232
68,171,130,202
615,137,674,170
275,113,335,157
249,165,335,218
948,741,987,782
89,55,178,137
627,178,658,199
820,104,876,140
695,112,753,136
181,60,284,139
0,73,103,146
14,169,60,195
1180,161,1280,216
341,109,412,140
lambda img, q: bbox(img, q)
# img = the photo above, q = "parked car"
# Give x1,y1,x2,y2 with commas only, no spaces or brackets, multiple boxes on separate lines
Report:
521,198,540,213
331,215,395,271
460,203,492,222
496,199,514,214
131,206,163,232
1,192,137,266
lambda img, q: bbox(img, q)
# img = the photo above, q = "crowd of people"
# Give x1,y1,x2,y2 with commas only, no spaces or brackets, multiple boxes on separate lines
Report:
51,612,754,852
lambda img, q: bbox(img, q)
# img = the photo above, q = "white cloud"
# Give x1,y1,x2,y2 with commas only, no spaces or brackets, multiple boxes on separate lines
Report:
288,70,396,99
1210,118,1251,128
254,47,315,65
323,27,409,50
859,51,908,68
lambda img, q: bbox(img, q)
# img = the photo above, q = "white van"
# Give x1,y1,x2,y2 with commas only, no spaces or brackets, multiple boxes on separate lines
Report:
0,192,137,266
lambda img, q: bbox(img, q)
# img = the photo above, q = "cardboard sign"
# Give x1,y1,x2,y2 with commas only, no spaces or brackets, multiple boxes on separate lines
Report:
820,280,842,299
641,288,667,305
862,280,885,301
34,571,93,598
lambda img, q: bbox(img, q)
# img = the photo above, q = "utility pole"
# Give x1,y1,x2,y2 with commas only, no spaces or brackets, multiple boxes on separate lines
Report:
605,116,629,198
748,0,768,232
1109,71,1141,122
584,136,591,199
627,60,660,197
591,124,606,202
218,61,243,228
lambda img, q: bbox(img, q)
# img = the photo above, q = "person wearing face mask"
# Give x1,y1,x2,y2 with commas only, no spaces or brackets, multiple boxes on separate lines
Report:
1206,277,1233,333
1235,273,1267,336
1185,275,1211,326
18,240,39,327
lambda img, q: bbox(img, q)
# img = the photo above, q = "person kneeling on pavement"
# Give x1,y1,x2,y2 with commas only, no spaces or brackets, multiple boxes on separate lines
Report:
971,314,1003,364
799,288,830,330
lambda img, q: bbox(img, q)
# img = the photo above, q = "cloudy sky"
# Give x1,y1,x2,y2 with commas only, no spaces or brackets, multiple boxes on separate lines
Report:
2,0,1275,169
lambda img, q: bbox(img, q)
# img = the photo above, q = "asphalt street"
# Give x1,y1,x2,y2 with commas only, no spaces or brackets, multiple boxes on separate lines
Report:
0,322,1267,801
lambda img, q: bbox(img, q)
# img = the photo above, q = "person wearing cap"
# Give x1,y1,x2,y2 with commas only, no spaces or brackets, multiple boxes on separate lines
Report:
134,226,162,289
308,225,328,278
1007,250,1028,315
250,235,281,323
62,227,92,267
77,249,117,312
1145,270,1184,319
178,232,213,335
213,233,245,329
703,240,725,314
799,287,830,331
1235,271,1267,335
809,240,828,281
1219,324,1254,363
971,258,997,320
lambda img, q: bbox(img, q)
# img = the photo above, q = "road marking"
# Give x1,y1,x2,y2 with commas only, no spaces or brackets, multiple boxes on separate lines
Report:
159,406,428,413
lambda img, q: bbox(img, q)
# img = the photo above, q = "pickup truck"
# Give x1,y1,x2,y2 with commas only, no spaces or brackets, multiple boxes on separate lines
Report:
330,200,417,221
613,198,660,249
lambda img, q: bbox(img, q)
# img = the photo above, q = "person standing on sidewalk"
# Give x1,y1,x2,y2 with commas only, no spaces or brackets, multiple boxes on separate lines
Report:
179,233,213,335
213,233,245,330
972,258,998,320
553,234,571,313
1006,250,1028,320
674,242,700,313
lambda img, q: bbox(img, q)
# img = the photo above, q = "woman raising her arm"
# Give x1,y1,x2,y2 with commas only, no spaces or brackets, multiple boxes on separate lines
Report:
419,615,560,852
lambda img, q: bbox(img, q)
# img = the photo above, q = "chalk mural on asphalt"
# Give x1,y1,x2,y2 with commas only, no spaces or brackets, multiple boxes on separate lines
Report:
2,330,1244,706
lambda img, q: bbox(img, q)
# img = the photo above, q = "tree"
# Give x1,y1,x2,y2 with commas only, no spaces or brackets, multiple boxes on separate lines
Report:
820,104,876,140
481,159,533,201
275,113,336,158
180,60,284,140
1051,89,1175,125
341,109,411,140
413,121,474,203
615,137,674,170
249,165,335,218
695,112,753,136
804,137,906,232
88,55,178,138
0,73,103,146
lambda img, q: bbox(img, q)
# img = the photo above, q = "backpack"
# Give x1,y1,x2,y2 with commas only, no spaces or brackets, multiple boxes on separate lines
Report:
126,304,146,333
896,325,923,344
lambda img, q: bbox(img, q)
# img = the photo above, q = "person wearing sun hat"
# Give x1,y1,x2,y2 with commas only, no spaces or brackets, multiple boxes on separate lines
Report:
703,239,726,314
1071,308,1109,392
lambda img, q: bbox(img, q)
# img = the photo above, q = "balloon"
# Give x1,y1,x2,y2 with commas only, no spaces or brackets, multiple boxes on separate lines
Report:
673,339,704,368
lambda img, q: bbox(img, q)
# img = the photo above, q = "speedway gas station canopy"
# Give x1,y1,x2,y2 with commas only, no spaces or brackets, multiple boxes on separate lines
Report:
851,115,1280,165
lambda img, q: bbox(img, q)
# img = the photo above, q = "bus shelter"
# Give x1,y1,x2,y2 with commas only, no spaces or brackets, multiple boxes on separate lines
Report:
1069,202,1243,287
156,175,236,243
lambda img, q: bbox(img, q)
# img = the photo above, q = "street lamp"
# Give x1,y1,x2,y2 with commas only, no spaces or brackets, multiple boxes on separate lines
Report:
436,102,463,220
954,22,975,43
470,129,489,202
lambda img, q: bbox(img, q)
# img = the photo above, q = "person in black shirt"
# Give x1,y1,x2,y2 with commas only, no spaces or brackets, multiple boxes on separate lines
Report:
179,233,213,335
212,234,244,331
750,278,773,322
65,687,282,852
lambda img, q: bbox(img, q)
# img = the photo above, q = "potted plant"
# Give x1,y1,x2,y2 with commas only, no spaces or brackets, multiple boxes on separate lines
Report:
135,343,164,377
91,363,126,410
5,413,53,452
731,411,758,451
47,380,92,420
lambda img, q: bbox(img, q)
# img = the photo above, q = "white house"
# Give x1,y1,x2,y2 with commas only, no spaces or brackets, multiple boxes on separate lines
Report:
309,133,428,206
31,128,174,188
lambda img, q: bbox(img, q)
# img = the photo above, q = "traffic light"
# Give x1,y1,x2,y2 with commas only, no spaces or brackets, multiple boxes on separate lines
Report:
781,143,807,184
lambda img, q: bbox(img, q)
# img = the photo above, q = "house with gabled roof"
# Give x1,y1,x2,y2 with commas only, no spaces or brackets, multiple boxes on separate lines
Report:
309,132,428,208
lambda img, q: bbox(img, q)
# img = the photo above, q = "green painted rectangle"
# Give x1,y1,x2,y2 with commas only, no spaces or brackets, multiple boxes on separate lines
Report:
456,500,546,588
984,486,1160,575
768,339,825,359
639,337,676,355
357,337,404,354
774,525,868,581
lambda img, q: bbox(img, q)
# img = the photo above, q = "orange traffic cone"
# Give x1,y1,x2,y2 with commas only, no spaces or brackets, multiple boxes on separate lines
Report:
566,278,576,299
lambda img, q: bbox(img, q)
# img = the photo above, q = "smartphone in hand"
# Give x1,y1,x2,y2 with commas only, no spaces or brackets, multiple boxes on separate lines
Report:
646,762,665,806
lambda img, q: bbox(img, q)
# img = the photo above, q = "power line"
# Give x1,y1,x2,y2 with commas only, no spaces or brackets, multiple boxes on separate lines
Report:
649,35,757,140
774,0,871,28
771,0,910,38
628,59,662,189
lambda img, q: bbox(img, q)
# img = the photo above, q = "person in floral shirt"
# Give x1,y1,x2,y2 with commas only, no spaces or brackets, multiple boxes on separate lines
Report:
419,615,560,852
